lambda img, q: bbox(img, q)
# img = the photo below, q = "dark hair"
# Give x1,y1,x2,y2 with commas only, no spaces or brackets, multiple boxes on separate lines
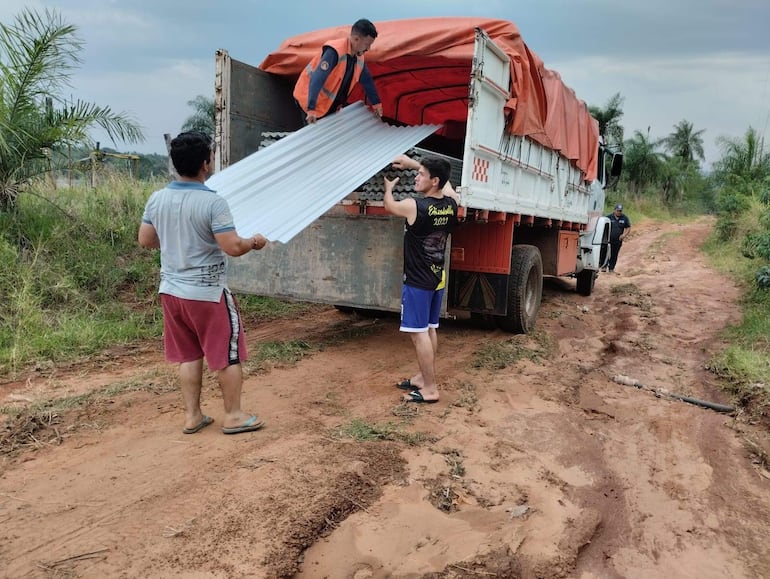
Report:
169,132,213,177
421,157,451,189
351,18,377,39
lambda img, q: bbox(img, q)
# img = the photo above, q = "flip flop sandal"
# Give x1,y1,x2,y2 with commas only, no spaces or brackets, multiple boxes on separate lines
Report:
222,415,265,435
404,390,438,404
182,415,214,434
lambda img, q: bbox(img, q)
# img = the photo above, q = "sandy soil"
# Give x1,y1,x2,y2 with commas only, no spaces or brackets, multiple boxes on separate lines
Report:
2,217,770,579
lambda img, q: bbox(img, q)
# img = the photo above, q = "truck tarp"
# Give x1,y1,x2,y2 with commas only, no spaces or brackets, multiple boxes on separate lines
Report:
259,17,599,182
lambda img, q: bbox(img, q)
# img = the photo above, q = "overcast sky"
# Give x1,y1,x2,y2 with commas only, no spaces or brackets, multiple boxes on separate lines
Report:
2,0,768,168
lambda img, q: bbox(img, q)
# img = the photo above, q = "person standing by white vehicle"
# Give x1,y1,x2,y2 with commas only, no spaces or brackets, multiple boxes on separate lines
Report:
604,203,631,273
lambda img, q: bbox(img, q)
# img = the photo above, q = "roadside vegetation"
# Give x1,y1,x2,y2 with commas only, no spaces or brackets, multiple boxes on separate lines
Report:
702,129,770,425
592,90,770,423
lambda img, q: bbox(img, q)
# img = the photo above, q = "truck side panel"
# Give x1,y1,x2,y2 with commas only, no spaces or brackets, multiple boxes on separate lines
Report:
228,210,405,311
460,30,593,224
215,50,301,169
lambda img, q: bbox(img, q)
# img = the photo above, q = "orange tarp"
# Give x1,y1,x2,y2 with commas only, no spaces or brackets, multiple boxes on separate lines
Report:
260,17,598,182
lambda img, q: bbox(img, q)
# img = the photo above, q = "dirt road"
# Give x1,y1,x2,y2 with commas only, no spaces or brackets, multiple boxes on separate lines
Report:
2,217,770,578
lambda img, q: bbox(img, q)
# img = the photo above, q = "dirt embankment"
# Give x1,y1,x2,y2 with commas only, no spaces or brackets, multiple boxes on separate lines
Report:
1,217,770,578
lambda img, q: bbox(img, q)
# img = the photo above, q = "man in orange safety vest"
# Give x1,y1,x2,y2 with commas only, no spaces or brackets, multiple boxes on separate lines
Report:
293,18,383,124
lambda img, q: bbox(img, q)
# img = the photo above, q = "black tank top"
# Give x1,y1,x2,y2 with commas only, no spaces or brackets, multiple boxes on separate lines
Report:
403,195,458,290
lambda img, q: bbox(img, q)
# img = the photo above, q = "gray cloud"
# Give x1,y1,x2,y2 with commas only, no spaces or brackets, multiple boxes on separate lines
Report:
1,0,768,167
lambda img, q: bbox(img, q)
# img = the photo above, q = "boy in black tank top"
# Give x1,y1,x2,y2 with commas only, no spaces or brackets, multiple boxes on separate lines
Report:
384,155,460,404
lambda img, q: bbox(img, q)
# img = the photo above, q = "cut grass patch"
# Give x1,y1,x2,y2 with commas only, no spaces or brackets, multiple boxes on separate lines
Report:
246,340,313,374
237,295,319,322
0,369,176,455
470,330,554,370
611,283,655,315
332,418,433,446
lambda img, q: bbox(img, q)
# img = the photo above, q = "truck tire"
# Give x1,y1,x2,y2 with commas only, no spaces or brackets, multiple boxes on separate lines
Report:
575,269,596,296
496,245,543,334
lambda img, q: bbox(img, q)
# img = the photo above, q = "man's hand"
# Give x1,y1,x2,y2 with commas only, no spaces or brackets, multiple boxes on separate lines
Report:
372,103,383,119
306,111,318,124
384,175,400,194
391,154,417,171
251,234,268,250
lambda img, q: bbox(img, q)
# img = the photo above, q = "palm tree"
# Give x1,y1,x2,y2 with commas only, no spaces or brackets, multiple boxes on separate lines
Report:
181,95,215,136
661,120,705,166
0,8,143,211
623,128,664,193
589,92,625,150
713,126,770,186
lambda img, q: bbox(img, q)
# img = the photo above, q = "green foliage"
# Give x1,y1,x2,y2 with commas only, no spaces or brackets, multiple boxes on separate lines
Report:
714,127,770,181
0,8,144,210
180,95,215,137
589,92,625,150
756,266,770,289
713,188,753,241
623,129,664,193
0,177,162,374
703,149,770,422
660,119,705,165
742,232,770,260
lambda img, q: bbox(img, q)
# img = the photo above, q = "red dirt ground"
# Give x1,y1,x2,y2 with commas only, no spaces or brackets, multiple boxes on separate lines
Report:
1,217,769,578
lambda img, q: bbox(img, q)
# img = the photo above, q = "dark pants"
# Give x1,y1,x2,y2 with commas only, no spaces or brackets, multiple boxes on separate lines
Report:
608,239,623,271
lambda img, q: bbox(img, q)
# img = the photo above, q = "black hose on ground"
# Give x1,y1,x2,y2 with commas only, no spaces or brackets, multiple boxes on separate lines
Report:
612,375,735,414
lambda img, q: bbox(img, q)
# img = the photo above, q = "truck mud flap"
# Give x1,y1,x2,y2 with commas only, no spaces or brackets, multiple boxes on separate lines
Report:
449,271,509,315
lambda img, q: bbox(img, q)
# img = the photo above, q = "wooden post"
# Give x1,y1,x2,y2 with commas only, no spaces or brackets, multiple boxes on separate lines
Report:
164,134,178,179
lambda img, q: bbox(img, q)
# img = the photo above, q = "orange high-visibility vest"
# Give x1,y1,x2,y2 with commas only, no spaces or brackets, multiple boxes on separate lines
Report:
293,37,365,117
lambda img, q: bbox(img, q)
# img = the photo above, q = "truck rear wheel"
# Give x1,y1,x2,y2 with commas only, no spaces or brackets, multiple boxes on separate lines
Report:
496,245,543,334
575,269,597,296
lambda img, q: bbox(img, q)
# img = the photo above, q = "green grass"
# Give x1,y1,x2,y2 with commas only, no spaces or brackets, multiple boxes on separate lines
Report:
0,176,164,375
0,175,318,377
701,197,770,422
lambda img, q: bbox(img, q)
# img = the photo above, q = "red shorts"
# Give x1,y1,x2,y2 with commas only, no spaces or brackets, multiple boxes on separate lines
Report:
160,289,247,371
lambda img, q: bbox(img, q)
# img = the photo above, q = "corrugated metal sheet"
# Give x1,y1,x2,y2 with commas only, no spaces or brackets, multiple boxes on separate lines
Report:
256,135,464,202
205,102,439,243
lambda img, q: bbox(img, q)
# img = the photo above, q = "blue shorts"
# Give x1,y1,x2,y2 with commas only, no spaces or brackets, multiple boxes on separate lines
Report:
400,284,444,333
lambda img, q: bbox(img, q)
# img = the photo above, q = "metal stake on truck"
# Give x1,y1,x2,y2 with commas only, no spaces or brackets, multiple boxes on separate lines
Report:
212,18,622,333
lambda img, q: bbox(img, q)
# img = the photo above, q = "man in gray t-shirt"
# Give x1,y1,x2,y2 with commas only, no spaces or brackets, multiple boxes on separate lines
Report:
139,132,268,435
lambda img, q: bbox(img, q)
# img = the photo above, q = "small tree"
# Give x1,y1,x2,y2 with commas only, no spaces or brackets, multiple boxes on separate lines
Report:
589,92,625,150
623,129,664,193
0,8,143,211
661,120,705,167
712,127,770,190
180,95,215,137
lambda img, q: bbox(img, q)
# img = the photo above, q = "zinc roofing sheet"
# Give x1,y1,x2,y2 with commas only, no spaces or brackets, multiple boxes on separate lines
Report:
205,102,440,244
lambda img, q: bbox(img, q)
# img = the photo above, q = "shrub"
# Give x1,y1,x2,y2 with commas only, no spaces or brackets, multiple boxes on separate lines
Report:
757,266,770,290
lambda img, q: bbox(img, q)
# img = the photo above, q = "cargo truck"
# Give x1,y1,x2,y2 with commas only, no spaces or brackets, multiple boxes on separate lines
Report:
214,18,622,333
